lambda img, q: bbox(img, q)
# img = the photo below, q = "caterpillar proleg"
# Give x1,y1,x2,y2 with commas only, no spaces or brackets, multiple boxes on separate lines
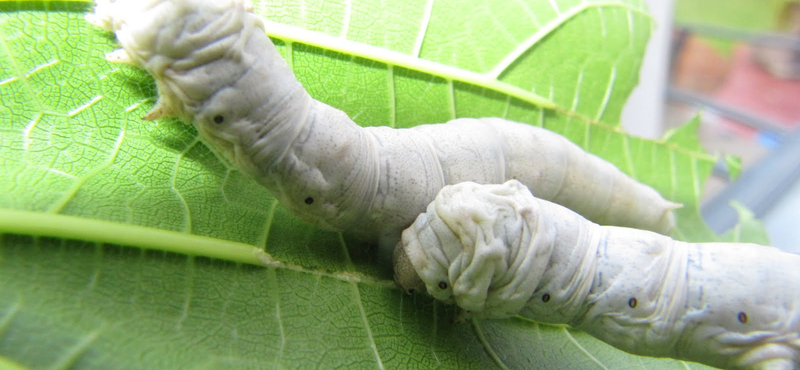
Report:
88,0,679,254
394,180,800,370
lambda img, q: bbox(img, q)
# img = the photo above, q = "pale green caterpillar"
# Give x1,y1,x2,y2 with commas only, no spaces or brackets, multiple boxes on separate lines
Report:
394,180,800,370
87,0,678,255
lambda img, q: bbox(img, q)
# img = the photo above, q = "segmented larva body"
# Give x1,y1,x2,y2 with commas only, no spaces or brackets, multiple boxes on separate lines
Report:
88,0,678,253
394,180,800,370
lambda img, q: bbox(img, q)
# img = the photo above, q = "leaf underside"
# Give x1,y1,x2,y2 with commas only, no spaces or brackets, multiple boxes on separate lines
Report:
0,1,738,369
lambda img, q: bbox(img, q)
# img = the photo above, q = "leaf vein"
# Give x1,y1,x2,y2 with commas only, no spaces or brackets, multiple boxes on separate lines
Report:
387,65,396,128
562,327,610,370
471,319,511,370
0,298,21,336
487,1,652,79
340,0,351,38
46,127,126,214
259,200,279,250
266,268,286,365
261,20,555,110
594,65,616,122
175,256,196,329
411,0,435,57
350,282,385,370
171,138,201,233
50,328,102,370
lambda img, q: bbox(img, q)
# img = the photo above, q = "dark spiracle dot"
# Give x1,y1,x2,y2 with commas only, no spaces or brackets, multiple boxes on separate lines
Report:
407,289,415,294
304,197,314,205
738,312,748,324
542,293,551,303
628,297,638,308
213,115,224,124
438,281,448,289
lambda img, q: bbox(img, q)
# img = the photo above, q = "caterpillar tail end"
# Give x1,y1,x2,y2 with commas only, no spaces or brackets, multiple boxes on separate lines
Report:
657,200,684,235
392,241,425,295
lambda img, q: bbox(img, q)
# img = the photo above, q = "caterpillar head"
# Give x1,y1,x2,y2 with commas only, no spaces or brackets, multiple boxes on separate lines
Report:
89,0,277,173
393,180,554,318
91,0,369,232
89,0,260,121
393,204,456,304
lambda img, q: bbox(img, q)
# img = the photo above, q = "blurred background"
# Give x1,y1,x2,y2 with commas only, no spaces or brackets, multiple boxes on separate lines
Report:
622,0,800,253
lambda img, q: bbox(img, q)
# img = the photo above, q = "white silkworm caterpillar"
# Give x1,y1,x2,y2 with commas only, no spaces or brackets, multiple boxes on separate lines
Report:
393,180,800,370
88,0,679,254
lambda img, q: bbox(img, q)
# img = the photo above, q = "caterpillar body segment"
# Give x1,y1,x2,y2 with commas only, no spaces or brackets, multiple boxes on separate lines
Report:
89,0,678,253
394,180,800,370
411,118,679,234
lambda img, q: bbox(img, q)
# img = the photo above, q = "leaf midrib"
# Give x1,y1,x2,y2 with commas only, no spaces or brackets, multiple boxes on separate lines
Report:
0,209,397,288
263,19,556,110
263,2,652,113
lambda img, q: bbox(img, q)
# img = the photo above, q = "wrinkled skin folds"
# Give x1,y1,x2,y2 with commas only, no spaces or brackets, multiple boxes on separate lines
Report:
89,0,678,257
395,180,800,370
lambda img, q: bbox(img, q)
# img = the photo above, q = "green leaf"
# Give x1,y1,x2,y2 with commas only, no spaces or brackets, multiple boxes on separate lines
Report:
725,155,743,181
0,1,727,369
662,114,704,153
719,201,771,245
